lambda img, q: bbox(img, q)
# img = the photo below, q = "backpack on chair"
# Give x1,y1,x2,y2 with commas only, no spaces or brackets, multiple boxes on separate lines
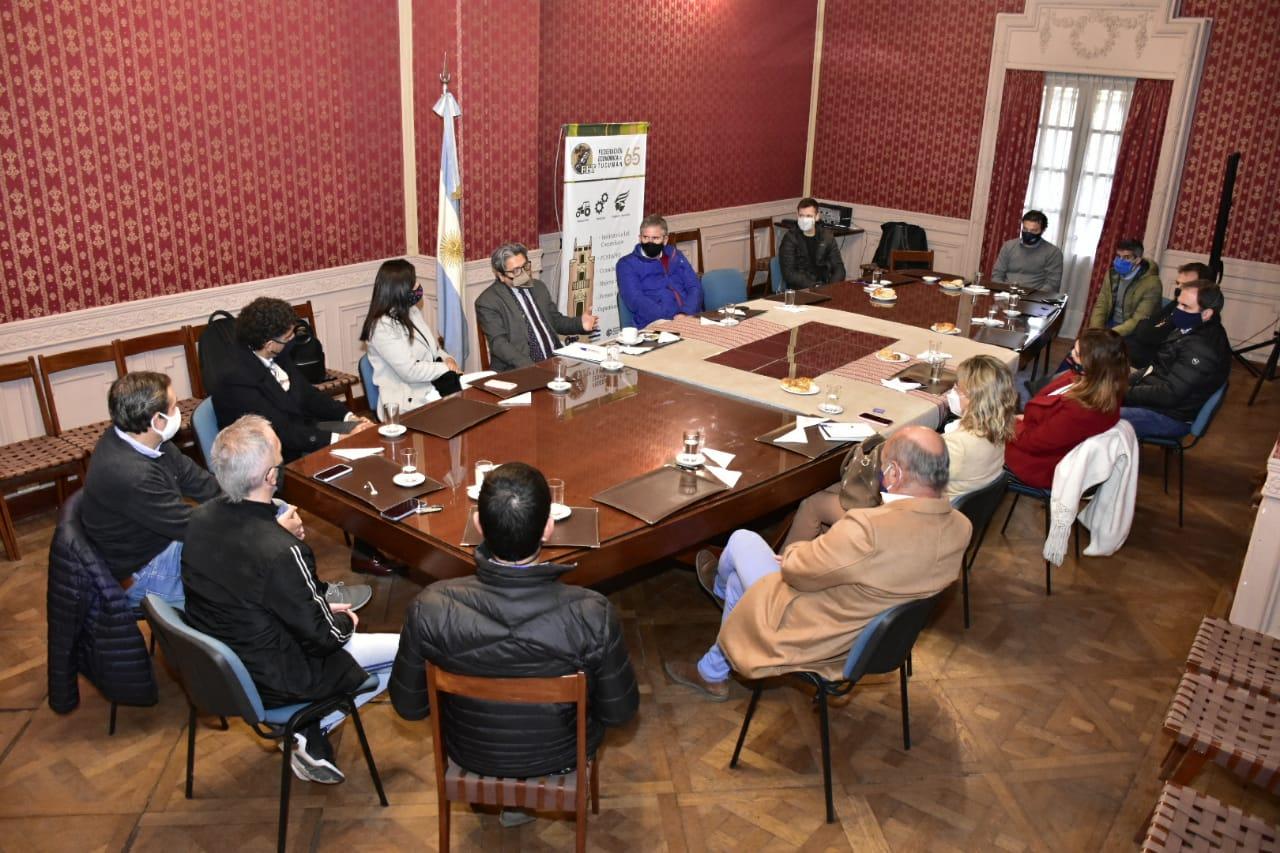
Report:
196,310,240,398
287,316,327,384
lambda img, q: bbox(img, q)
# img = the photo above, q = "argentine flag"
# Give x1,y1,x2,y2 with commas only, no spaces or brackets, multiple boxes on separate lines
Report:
433,87,467,368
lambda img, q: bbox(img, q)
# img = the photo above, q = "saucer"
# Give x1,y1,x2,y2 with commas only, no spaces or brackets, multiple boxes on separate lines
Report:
393,471,426,487
1004,309,1022,317
601,360,625,372
550,503,572,522
675,452,705,468
618,338,641,347
547,379,572,392
818,402,845,415
378,424,407,438
718,317,740,327
921,276,939,284
466,484,481,500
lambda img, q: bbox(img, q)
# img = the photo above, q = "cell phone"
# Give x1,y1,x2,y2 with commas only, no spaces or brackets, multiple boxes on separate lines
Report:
314,463,353,483
380,498,421,521
858,411,894,426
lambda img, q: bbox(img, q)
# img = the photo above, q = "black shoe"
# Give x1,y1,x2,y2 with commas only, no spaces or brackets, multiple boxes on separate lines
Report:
695,549,722,603
350,553,405,577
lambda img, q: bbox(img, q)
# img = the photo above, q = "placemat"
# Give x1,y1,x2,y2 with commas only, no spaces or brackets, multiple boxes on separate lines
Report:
754,422,852,459
653,314,785,348
968,326,1028,351
318,454,445,513
890,362,958,396
763,288,833,306
460,507,601,548
400,395,505,438
591,466,729,525
695,307,768,323
473,364,555,399
620,334,684,355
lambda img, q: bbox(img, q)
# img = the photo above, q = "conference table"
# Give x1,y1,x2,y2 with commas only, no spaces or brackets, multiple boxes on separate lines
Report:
283,274,1062,588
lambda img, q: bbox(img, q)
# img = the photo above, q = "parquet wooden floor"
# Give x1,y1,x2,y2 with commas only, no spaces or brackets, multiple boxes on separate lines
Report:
3,354,1278,851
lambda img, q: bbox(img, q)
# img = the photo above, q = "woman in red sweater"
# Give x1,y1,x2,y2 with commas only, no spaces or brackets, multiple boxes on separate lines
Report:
1004,328,1128,489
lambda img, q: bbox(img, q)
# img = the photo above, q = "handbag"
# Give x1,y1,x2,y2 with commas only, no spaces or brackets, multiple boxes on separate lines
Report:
838,434,885,511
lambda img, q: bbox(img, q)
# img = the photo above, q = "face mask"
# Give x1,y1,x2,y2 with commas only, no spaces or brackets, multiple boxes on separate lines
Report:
1113,257,1135,276
1020,230,1042,246
1171,307,1204,332
411,286,424,304
507,270,531,286
152,408,180,443
1065,353,1085,375
797,216,817,232
640,242,663,258
270,463,285,494
946,387,964,417
878,461,898,494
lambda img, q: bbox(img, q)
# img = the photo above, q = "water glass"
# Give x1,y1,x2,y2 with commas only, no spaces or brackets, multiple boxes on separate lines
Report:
548,477,565,507
820,385,843,415
380,401,400,427
605,343,621,364
400,449,417,474
929,358,946,383
474,459,495,487
927,337,941,361
986,304,999,324
682,428,704,458
555,360,567,383
784,289,796,307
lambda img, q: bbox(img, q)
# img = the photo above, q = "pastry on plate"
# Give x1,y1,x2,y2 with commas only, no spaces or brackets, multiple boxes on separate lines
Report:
931,321,957,333
871,286,897,300
940,278,964,289
876,347,905,362
781,376,815,392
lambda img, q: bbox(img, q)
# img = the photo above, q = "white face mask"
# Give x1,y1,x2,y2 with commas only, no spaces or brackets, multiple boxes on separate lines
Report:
797,216,817,232
946,387,964,417
153,408,180,443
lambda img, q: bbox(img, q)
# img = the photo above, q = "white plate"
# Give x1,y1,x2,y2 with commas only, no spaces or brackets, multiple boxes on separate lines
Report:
547,379,572,392
675,452,705,468
550,503,572,522
600,360,624,372
378,424,407,438
1004,309,1022,317
870,295,898,303
393,472,426,487
921,276,939,284
930,324,962,335
718,317,740,327
466,484,481,500
780,381,820,396
875,350,910,363
818,402,845,415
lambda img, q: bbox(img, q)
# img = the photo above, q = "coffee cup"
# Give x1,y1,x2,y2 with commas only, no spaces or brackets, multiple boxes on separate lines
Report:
619,327,639,345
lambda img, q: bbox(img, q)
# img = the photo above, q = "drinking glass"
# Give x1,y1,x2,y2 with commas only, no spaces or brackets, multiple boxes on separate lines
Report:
400,449,417,474
548,477,565,508
784,289,796,307
474,459,494,487
986,304,999,324
682,428,704,458
605,343,621,364
380,401,400,428
555,359,567,383
820,385,843,415
927,337,940,361
929,358,946,384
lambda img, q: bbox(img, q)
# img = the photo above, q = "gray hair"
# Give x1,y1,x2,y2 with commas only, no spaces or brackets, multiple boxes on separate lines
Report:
490,242,530,276
640,214,668,234
884,429,950,495
108,371,171,433
209,415,277,502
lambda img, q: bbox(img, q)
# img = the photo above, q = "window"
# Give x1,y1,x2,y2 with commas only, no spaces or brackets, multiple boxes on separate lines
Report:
1024,74,1133,332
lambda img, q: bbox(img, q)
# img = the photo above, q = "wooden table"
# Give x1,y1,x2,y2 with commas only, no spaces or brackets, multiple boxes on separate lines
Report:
284,370,847,587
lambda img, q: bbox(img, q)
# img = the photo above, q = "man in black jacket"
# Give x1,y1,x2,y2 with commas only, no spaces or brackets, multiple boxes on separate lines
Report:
777,197,847,290
390,462,638,823
81,372,221,608
183,415,398,785
1122,280,1232,439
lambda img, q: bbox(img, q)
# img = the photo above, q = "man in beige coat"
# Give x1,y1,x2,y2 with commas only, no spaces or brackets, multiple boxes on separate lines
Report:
665,427,971,700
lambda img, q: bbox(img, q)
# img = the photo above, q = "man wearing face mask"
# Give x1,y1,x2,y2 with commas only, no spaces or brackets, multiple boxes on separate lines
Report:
1125,261,1212,370
663,427,969,701
80,372,222,608
991,210,1064,293
1088,238,1162,335
477,242,597,372
616,214,704,327
778,198,847,290
1121,280,1231,439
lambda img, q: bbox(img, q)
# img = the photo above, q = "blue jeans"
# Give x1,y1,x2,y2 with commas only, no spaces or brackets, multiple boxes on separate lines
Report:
125,539,185,610
697,530,782,683
1121,406,1190,440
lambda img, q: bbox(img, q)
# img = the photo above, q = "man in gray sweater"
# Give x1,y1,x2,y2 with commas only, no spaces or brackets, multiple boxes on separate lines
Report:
991,210,1064,294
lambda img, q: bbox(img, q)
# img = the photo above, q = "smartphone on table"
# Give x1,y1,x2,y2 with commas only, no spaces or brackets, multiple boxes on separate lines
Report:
314,463,353,483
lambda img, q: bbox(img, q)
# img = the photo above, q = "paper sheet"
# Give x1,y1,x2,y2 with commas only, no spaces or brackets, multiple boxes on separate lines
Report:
484,379,518,391
619,345,648,355
776,416,828,443
459,370,496,388
702,447,735,468
330,447,384,461
656,331,681,344
777,304,809,313
497,392,532,407
881,378,922,392
913,351,953,360
818,422,878,441
705,466,743,488
554,342,607,362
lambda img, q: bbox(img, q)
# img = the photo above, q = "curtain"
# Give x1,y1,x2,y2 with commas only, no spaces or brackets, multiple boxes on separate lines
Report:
1080,78,1173,327
980,70,1044,275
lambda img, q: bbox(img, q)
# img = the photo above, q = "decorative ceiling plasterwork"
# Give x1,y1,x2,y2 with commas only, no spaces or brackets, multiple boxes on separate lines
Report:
1040,8,1151,59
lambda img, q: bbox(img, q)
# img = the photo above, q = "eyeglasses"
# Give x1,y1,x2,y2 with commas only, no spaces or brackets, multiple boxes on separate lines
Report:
270,329,296,346
502,262,531,279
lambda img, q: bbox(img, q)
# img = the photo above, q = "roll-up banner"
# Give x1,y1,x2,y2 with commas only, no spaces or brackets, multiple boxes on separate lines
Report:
556,122,648,338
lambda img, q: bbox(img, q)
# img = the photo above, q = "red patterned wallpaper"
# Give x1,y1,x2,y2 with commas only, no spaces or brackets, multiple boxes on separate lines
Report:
1169,0,1280,264
0,0,404,323
810,0,1024,220
536,0,816,235
415,0,540,261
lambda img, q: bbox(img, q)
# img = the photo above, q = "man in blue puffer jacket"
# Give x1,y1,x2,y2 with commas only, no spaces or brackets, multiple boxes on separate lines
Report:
616,214,703,328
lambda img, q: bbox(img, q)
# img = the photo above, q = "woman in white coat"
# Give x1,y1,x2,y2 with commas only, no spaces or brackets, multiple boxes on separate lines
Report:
359,259,461,416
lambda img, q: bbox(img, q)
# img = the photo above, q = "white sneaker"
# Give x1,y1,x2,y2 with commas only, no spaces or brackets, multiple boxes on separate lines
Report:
287,732,345,784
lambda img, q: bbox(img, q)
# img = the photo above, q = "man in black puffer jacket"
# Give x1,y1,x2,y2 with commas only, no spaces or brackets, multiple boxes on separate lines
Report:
390,462,638,784
1122,280,1232,439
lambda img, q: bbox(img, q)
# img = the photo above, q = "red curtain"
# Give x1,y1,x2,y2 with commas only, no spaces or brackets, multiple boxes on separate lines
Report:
1081,78,1174,324
979,70,1044,275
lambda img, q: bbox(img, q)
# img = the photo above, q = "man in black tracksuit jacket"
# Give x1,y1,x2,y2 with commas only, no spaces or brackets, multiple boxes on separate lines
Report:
777,197,848,290
390,462,638,784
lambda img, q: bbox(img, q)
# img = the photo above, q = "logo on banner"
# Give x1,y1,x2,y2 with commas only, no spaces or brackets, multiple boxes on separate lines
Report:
614,190,630,212
571,143,593,175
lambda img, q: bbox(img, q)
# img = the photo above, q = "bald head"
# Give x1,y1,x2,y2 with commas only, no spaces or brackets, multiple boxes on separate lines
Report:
882,426,950,497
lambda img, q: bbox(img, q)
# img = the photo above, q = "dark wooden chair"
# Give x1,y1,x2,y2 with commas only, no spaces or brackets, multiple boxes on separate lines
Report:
1141,782,1278,851
747,217,776,297
889,249,934,272
952,475,1010,629
112,329,202,457
37,343,120,456
427,665,598,852
475,315,491,370
0,357,86,560
292,301,357,409
667,228,704,275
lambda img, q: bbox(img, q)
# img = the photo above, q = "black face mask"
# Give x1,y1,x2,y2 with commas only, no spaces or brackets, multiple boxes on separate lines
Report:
640,242,663,258
273,463,286,494
1021,230,1042,246
1065,353,1084,375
